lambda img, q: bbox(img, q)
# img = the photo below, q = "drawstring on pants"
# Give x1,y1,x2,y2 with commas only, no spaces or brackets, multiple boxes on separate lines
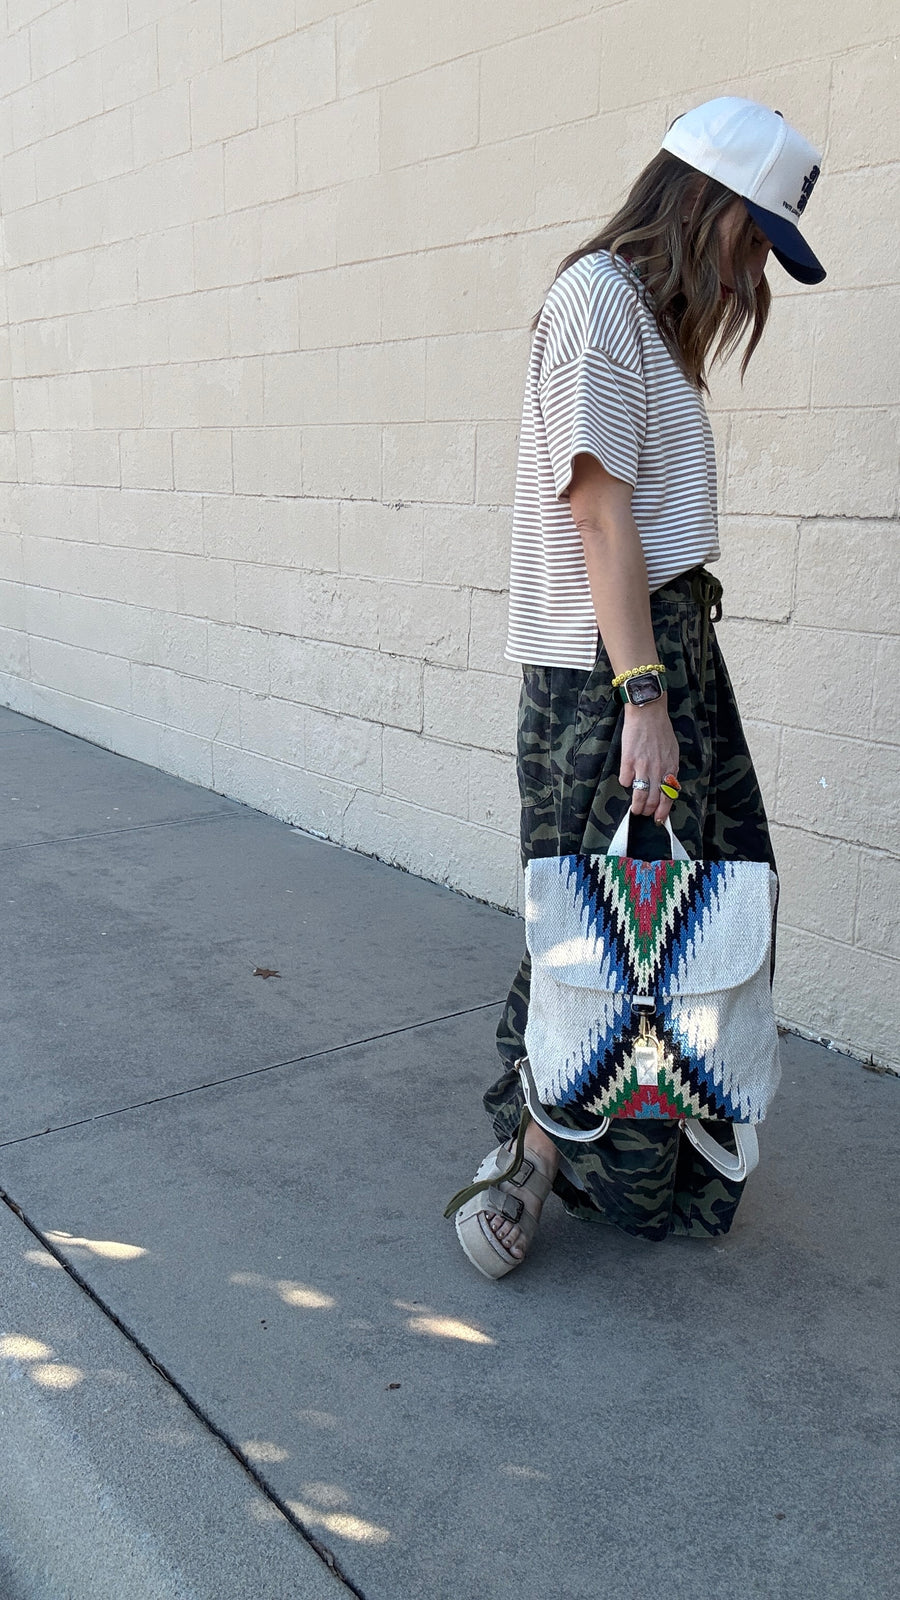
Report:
687,566,723,688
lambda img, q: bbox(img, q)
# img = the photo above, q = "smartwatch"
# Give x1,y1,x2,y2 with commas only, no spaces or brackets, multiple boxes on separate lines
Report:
619,671,665,707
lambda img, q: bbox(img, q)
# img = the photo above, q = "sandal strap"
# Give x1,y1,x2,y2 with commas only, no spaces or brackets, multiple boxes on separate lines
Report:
480,1186,525,1225
480,1196,539,1248
444,1107,531,1217
505,1157,552,1205
444,1109,553,1219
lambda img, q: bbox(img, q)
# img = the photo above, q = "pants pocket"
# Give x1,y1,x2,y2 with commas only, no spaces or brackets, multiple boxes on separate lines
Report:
571,642,617,757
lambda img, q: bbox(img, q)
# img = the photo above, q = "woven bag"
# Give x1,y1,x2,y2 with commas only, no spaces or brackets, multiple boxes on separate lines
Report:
519,811,781,1181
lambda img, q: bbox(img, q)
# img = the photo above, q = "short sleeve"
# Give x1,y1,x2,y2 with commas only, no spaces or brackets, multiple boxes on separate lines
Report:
536,262,647,500
538,349,646,499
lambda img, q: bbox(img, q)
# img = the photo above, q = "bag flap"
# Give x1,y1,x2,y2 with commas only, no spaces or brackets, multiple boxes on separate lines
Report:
525,854,777,996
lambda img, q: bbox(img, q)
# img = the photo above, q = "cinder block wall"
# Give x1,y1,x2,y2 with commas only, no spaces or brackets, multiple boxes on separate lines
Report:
0,2,897,1066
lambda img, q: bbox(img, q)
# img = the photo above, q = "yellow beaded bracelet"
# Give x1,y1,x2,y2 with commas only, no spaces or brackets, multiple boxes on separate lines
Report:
611,663,665,689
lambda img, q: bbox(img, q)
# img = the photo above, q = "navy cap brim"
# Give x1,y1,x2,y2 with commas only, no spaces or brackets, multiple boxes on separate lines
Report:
745,199,826,285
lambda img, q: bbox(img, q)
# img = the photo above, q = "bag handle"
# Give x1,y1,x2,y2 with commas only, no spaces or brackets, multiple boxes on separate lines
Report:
607,810,690,861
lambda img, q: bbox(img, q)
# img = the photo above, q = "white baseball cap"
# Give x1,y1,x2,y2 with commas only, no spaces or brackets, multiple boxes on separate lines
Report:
661,96,826,284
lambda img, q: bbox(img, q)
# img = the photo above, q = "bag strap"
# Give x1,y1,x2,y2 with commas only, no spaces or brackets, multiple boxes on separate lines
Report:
680,1119,759,1181
518,1056,612,1143
522,1060,760,1176
607,811,690,861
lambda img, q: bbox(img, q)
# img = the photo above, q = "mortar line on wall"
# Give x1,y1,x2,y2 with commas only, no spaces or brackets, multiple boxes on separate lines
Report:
769,821,898,864
850,846,864,950
779,919,900,963
786,517,800,623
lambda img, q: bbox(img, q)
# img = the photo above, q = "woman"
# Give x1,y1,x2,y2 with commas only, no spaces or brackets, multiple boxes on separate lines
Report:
447,97,826,1278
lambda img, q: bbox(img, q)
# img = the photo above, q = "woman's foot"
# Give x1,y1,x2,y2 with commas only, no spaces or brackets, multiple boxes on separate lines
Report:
485,1126,559,1262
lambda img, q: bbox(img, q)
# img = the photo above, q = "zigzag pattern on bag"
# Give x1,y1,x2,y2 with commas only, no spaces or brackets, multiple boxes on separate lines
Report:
565,1006,740,1121
567,854,728,995
524,853,781,1124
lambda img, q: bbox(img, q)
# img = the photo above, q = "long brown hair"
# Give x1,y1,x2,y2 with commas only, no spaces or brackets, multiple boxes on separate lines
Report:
534,152,771,392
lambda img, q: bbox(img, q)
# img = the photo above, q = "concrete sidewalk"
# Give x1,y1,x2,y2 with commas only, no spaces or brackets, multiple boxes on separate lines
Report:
0,703,897,1600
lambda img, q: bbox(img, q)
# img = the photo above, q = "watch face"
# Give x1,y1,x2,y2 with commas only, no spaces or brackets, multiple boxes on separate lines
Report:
628,673,662,705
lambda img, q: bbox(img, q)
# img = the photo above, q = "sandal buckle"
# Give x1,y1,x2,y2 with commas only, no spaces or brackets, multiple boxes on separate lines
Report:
498,1194,524,1224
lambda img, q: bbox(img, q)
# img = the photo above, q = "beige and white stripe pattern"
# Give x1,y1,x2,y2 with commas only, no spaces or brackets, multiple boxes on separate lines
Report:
505,251,720,670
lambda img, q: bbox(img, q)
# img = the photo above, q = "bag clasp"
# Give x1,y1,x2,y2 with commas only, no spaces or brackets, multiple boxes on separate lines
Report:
633,997,661,1086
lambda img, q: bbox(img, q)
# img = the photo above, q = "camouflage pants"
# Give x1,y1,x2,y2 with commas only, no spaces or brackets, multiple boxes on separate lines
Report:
485,568,777,1242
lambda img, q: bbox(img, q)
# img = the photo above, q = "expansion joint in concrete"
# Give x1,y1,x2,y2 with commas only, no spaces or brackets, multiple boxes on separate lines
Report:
0,806,249,857
0,999,504,1149
0,1186,370,1600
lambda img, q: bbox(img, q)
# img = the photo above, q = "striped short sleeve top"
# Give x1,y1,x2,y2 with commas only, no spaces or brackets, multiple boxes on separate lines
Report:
505,249,720,670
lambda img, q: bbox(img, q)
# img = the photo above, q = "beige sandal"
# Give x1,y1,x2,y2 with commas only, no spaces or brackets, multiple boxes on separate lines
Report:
446,1122,554,1279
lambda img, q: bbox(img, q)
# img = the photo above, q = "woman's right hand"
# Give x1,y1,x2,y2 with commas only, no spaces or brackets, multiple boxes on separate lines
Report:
619,699,680,825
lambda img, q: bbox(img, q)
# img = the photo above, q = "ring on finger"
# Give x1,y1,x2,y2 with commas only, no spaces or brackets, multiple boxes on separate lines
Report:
632,778,651,792
660,775,680,800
